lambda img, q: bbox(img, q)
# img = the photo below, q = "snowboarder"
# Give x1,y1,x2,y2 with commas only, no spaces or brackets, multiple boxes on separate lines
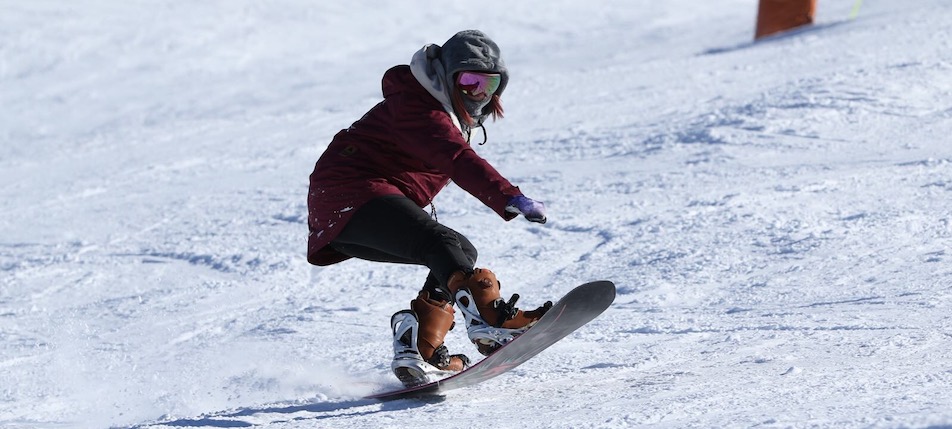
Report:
306,30,552,387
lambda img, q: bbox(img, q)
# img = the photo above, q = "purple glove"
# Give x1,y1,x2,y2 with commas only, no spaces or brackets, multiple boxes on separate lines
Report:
505,195,547,224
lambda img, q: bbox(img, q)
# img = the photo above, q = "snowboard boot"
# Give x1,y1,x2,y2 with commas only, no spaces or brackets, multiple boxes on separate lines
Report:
449,268,553,356
390,291,471,387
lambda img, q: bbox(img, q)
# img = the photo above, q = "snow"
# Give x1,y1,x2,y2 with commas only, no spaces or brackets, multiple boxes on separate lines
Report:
2,0,951,428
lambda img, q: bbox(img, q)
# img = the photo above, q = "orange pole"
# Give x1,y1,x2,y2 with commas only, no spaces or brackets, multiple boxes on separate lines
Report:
755,0,817,40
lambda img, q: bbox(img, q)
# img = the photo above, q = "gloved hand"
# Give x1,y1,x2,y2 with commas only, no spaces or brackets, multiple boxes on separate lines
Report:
505,195,547,224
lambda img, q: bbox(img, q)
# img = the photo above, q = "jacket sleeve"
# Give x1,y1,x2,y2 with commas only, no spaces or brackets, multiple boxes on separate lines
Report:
389,100,521,220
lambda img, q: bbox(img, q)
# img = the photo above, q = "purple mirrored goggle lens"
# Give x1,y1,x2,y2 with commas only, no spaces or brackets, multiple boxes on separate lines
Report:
457,72,501,98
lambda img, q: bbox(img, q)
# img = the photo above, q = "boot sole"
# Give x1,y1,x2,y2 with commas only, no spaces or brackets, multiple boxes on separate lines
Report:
392,359,459,387
393,366,429,387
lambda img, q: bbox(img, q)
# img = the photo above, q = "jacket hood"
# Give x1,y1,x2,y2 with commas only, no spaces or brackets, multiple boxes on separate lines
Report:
409,44,464,134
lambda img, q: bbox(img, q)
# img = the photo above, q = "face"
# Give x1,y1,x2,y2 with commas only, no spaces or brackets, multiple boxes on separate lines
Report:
456,71,502,101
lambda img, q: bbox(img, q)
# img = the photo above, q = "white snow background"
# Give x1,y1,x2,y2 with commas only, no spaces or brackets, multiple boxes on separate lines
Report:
2,0,952,428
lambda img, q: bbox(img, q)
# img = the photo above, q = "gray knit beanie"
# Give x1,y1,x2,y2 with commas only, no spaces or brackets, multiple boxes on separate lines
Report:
440,30,509,98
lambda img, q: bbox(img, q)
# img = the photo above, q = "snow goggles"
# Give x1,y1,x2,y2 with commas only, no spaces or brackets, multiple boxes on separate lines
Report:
456,71,501,99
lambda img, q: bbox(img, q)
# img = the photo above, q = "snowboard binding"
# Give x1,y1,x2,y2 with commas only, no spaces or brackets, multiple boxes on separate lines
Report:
450,268,553,356
390,292,470,387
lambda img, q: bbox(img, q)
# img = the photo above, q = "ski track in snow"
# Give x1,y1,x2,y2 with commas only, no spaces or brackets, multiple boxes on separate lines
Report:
2,1,952,428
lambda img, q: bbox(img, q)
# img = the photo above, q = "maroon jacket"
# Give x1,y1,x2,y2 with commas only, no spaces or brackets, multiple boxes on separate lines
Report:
307,65,521,266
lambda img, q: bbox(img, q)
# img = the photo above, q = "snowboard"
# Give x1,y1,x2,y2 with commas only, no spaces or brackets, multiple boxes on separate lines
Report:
366,280,616,401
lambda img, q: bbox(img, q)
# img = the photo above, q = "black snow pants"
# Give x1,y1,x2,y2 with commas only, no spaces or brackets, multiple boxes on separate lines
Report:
329,195,477,300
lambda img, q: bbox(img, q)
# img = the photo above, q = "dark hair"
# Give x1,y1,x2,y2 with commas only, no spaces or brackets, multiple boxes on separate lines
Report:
450,90,504,128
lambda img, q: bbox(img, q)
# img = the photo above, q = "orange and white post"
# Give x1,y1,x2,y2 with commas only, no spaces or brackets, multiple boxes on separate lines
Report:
755,0,818,40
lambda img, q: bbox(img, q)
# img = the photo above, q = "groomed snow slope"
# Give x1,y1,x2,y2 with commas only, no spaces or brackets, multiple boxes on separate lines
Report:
1,1,951,428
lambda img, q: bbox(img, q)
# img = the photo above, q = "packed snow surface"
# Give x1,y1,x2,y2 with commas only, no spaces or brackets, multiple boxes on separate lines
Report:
2,1,951,428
